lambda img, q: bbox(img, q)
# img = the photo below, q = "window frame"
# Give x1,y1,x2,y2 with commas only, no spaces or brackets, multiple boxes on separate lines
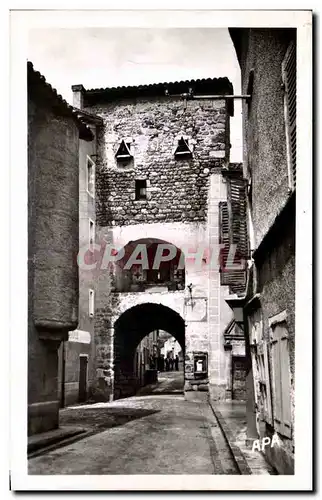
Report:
89,288,95,318
89,218,95,251
86,155,96,198
135,179,147,201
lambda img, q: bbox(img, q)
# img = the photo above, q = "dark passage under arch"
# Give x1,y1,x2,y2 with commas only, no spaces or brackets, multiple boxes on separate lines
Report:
113,303,185,399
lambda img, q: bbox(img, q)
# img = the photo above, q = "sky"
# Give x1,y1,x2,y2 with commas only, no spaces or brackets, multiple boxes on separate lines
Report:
28,28,242,161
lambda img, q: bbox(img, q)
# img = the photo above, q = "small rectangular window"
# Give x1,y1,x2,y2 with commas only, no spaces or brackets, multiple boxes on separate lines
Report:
86,156,95,197
89,289,95,317
135,180,147,200
89,219,95,250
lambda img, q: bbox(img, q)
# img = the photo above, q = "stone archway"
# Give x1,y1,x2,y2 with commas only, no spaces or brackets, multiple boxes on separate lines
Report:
113,303,185,399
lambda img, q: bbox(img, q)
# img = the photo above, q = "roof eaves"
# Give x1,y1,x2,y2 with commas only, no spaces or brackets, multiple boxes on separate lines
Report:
85,77,232,94
83,76,234,116
28,61,94,141
72,107,104,126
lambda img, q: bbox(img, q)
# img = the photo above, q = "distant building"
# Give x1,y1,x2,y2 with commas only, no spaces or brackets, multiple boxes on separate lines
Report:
228,28,296,474
27,62,93,435
160,333,182,360
134,330,159,388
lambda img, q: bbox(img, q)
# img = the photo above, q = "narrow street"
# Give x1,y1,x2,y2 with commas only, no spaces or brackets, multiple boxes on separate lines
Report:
136,370,184,396
28,372,239,475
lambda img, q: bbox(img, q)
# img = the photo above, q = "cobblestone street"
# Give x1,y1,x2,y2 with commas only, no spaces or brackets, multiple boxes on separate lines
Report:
29,372,239,475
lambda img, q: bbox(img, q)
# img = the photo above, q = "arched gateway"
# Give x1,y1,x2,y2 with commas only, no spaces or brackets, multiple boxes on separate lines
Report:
113,303,185,399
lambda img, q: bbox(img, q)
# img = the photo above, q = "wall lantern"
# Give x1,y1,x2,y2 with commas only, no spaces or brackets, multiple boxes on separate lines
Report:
186,282,195,308
225,296,246,327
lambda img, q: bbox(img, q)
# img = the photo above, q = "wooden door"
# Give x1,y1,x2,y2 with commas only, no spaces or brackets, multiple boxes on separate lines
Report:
232,356,247,400
78,355,88,403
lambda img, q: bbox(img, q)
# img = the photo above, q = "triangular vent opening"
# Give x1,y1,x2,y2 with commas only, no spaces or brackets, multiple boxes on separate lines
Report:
174,137,192,158
115,140,132,160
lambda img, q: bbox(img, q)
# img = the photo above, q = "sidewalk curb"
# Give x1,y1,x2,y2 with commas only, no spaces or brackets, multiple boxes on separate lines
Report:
208,400,252,475
28,428,94,459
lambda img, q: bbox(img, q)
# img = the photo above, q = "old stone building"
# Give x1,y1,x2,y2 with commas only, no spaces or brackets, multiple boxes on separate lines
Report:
228,28,296,474
57,107,103,407
69,77,247,404
27,62,93,435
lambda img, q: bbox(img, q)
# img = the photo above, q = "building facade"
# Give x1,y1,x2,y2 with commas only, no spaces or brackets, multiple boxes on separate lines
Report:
229,28,296,474
68,77,247,404
57,108,103,407
27,62,93,435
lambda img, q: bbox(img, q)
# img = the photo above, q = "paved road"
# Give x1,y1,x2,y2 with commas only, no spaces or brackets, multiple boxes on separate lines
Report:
29,373,239,475
136,370,184,396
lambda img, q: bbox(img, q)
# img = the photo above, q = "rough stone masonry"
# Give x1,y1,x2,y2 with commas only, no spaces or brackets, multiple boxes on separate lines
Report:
73,78,235,402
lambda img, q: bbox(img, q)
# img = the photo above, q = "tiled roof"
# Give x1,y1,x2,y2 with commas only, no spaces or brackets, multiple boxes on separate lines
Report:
78,77,234,115
72,106,104,126
28,62,93,141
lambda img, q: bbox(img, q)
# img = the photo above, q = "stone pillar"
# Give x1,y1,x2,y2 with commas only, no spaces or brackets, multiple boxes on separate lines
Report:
208,173,228,400
92,311,114,402
184,286,209,401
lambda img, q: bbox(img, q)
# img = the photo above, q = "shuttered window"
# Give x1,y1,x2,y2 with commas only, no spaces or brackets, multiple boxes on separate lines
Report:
229,177,249,263
270,321,292,438
219,201,230,286
282,40,296,190
219,177,248,294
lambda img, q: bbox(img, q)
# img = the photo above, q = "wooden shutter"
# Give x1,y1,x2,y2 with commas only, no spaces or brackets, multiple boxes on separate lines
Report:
270,326,283,433
282,40,296,189
226,177,248,294
263,340,273,425
248,316,260,410
270,322,292,438
219,201,230,285
229,177,249,260
257,340,272,425
277,324,292,438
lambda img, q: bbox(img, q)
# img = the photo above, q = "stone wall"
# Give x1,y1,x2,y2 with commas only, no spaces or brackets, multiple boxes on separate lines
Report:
239,28,295,247
85,97,229,227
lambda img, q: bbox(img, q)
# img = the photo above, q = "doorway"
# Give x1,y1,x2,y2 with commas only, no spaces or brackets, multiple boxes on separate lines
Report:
78,354,88,403
232,356,247,400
